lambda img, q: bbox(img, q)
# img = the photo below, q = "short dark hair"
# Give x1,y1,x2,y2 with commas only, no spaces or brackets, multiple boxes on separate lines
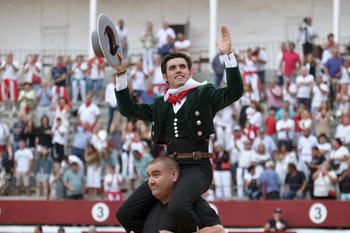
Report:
288,163,296,170
161,52,192,74
149,156,180,174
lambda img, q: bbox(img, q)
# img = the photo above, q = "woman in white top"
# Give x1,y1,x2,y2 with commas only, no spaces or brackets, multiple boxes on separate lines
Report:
251,143,270,177
312,161,337,199
275,143,298,192
240,48,260,102
71,55,88,103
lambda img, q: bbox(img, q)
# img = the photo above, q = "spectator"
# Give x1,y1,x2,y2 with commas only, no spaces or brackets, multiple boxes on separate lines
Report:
335,115,350,149
57,226,65,233
298,128,318,181
116,19,128,59
158,35,175,58
304,53,317,78
121,121,136,178
245,102,263,139
293,103,307,144
156,21,176,53
71,122,90,163
90,122,108,152
244,165,260,200
104,165,124,201
317,134,332,161
298,110,313,132
307,147,326,199
20,118,37,152
140,22,156,74
214,104,235,151
296,66,314,111
51,117,67,163
251,143,271,177
338,159,350,200
23,54,42,93
63,161,85,200
11,113,25,151
49,163,65,200
0,52,19,111
321,33,335,68
313,102,333,139
329,138,349,176
258,161,281,200
298,17,318,56
87,55,105,102
312,161,337,199
265,107,277,140
264,208,287,232
133,150,153,183
18,83,35,120
174,32,191,56
85,143,102,198
71,55,88,103
35,146,53,197
282,76,297,109
311,75,329,115
1,143,14,195
150,55,167,96
252,128,277,158
283,163,307,199
14,139,34,196
276,42,287,86
274,143,297,192
109,113,124,162
275,101,295,121
212,53,226,88
236,138,253,198
254,46,267,95
213,142,232,199
280,42,301,83
0,118,10,154
50,56,70,106
241,48,260,102
105,73,118,133
265,78,282,111
51,97,70,129
139,83,156,105
336,84,350,117
276,111,295,151
101,148,118,171
77,93,100,131
36,115,52,153
36,80,53,125
33,225,43,233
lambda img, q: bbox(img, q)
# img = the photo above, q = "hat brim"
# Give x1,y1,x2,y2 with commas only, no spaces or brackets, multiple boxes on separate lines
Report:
91,13,123,68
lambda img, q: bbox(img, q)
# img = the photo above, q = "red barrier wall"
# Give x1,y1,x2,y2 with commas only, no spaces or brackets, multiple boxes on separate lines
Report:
0,200,349,228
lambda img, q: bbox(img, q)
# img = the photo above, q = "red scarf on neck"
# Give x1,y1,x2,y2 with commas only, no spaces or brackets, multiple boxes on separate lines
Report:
165,87,196,105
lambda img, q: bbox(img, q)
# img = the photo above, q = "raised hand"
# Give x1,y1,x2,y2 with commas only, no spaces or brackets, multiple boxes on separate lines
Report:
215,26,232,55
115,53,127,74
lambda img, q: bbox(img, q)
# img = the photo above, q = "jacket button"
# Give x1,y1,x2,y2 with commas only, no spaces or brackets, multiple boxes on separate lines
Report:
197,120,201,125
174,118,178,122
195,111,200,116
152,131,154,136
175,134,179,137
197,131,202,136
152,121,155,126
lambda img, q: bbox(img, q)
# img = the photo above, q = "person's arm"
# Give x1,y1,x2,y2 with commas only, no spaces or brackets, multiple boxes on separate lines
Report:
53,73,67,85
264,222,271,232
297,179,307,196
197,225,225,233
27,159,34,175
324,67,332,82
338,170,349,183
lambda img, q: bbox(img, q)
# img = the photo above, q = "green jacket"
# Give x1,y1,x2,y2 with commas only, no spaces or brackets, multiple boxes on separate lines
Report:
115,67,243,148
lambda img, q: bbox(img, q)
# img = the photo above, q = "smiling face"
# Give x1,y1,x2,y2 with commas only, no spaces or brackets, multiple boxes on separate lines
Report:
162,57,192,89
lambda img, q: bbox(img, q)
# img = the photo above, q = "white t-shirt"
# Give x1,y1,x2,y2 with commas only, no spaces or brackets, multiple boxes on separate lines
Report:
24,61,42,83
282,83,297,106
317,142,332,160
1,61,19,80
104,173,123,192
313,170,336,197
276,119,295,140
298,135,318,159
214,105,235,128
72,62,88,79
311,83,329,108
78,103,100,125
296,74,314,98
330,146,350,175
256,49,267,71
174,39,191,56
335,124,350,145
131,70,147,91
238,148,253,168
52,125,67,145
116,26,128,45
156,27,176,48
244,172,260,183
14,148,33,172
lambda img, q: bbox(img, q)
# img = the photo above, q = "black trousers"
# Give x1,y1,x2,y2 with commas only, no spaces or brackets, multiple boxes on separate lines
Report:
55,143,64,162
116,158,213,233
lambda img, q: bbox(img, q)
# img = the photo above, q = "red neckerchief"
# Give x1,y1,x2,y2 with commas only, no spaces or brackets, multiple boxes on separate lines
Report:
146,91,153,98
165,87,197,105
304,135,310,139
59,105,65,112
56,65,64,69
86,102,91,108
335,145,342,151
302,74,307,78
234,134,241,140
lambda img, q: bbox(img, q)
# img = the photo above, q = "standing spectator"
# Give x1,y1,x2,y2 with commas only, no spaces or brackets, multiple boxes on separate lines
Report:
131,60,148,98
36,115,52,153
51,118,67,163
276,111,295,151
241,48,260,102
258,161,282,200
23,54,42,93
11,113,25,152
244,165,260,200
116,19,128,60
265,108,277,140
51,97,70,129
1,143,14,195
104,165,124,201
63,161,85,200
254,46,267,95
296,66,314,111
317,134,332,160
14,139,34,196
105,74,118,133
329,138,350,176
120,121,136,178
311,75,329,114
236,139,253,198
158,35,175,58
212,53,226,88
264,208,287,232
336,84,350,116
36,80,53,125
140,83,157,105
90,122,108,152
276,42,287,86
85,143,102,197
298,128,318,181
312,161,337,199
20,118,37,152
0,118,10,154
252,129,277,158
304,53,318,78
133,150,153,183
101,148,118,172
50,56,70,106
110,113,123,163
335,115,350,149
140,22,156,74
87,55,105,102
214,104,235,151
18,82,35,120
174,32,191,56
0,52,19,111
245,102,263,139
251,143,271,176
298,17,318,56
280,42,301,83
34,146,53,197
282,76,297,109
283,163,307,199
71,55,88,103
266,79,282,111
150,55,167,96
313,102,333,138
213,142,232,199
156,22,176,53
307,147,326,199
71,122,91,163
77,93,100,131
338,159,350,200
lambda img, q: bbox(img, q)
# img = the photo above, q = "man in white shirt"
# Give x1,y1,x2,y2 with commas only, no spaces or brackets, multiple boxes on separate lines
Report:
236,138,254,198
282,76,297,109
156,22,176,52
52,117,67,163
130,60,148,97
298,128,318,181
296,66,314,111
311,75,329,114
14,140,34,196
105,74,118,133
23,54,42,93
77,93,100,131
298,17,318,56
174,33,191,56
71,55,88,103
255,47,267,95
214,104,235,151
0,52,19,111
116,19,128,60
276,111,295,151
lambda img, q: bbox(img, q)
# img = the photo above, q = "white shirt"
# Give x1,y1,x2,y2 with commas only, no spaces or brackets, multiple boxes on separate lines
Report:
330,146,349,175
229,135,248,164
317,142,332,160
72,62,88,79
314,170,336,197
213,105,235,128
276,119,295,140
78,103,100,125
244,172,260,183
298,135,318,159
14,148,33,172
174,39,191,56
52,125,67,145
252,135,277,155
299,118,313,131
156,27,176,48
104,173,123,192
335,124,350,144
1,61,19,80
249,111,262,128
311,83,329,108
152,66,166,85
105,82,118,108
116,26,128,45
24,61,42,83
89,59,104,79
296,74,314,98
282,83,297,106
131,69,147,91
256,49,267,71
238,148,253,168
300,24,318,44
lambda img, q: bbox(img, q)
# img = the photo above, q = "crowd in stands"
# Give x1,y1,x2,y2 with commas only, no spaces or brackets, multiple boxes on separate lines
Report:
0,17,350,202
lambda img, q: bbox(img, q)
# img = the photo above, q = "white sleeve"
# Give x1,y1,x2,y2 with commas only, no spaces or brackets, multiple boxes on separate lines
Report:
223,52,238,68
115,74,128,91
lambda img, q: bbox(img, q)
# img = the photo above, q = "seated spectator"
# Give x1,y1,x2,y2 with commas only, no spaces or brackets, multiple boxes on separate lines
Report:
1,143,14,195
251,143,271,177
36,115,52,153
329,138,350,177
174,32,191,56
307,147,326,199
283,163,307,199
275,101,295,121
71,55,88,103
63,161,85,200
18,82,35,120
133,150,153,184
158,35,175,58
71,122,91,163
317,134,332,160
11,113,25,151
34,146,53,197
104,165,124,201
276,111,295,151
20,118,37,153
51,117,67,163
0,118,10,154
51,97,70,129
130,60,148,98
36,80,52,126
264,208,287,232
313,102,333,138
139,83,157,104
258,161,281,200
49,163,65,200
77,93,100,132
213,142,232,199
311,75,329,115
244,165,261,200
252,129,277,158
14,139,34,196
312,161,337,199
85,144,102,197
338,159,350,200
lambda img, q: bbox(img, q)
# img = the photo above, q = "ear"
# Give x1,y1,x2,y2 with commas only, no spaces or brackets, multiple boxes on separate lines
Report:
171,169,179,182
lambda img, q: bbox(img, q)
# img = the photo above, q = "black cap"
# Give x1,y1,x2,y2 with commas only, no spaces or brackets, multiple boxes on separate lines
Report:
275,208,282,213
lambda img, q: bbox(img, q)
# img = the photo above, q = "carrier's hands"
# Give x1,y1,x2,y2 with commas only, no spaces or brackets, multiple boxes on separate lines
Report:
115,53,127,75
159,231,174,233
215,26,232,55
